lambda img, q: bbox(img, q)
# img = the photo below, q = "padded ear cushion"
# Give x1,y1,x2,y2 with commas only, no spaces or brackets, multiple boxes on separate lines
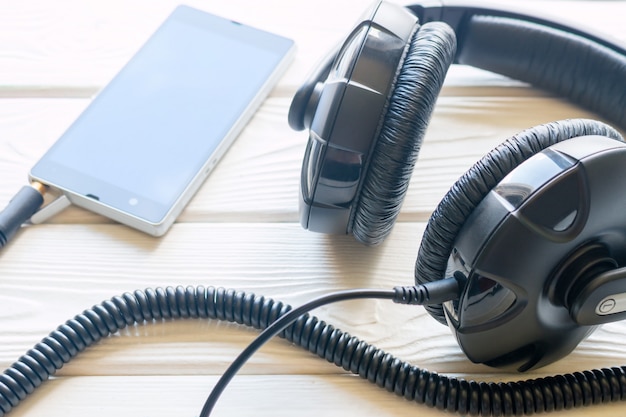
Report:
415,118,625,325
351,22,457,245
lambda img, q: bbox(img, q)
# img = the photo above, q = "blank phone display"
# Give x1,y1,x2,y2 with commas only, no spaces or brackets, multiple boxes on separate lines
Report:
31,6,294,227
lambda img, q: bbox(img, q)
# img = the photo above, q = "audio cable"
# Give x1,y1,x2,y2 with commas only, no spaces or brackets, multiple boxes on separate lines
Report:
1,282,625,417
200,278,461,416
0,182,46,249
0,281,459,417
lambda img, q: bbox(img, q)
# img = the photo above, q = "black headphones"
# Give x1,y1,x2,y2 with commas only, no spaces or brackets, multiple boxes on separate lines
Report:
4,3,626,415
289,1,626,371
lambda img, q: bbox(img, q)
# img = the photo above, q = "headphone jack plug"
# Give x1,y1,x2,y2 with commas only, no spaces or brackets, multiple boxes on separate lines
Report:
393,275,464,305
0,182,46,249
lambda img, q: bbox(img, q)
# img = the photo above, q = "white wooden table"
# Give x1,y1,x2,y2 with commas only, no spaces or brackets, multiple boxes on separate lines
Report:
0,1,625,416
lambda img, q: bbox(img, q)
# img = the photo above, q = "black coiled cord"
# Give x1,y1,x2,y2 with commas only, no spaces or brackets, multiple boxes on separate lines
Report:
1,285,625,416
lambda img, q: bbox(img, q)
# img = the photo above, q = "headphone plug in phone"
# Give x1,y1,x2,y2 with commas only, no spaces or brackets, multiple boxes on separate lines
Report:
0,182,46,248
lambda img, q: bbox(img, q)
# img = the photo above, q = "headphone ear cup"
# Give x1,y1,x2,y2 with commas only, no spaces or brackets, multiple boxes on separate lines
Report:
351,22,457,245
415,118,624,325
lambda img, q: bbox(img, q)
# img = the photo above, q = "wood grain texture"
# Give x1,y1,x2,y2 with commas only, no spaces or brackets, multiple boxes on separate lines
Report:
0,0,625,416
0,0,624,93
7,374,626,417
0,92,611,224
1,223,625,378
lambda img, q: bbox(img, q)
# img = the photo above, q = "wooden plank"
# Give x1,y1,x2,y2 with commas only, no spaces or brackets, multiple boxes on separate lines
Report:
0,222,430,372
0,223,625,379
0,1,623,93
0,0,374,93
7,373,626,417
0,93,611,225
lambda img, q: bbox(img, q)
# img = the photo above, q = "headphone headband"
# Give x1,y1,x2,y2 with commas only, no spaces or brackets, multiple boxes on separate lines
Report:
409,1,626,57
410,2,626,130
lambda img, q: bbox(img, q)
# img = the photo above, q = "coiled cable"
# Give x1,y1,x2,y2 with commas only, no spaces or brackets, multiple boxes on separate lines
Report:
0,285,625,416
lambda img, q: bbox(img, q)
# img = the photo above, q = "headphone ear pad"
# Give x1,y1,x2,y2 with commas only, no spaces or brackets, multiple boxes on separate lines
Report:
351,22,456,245
415,118,625,325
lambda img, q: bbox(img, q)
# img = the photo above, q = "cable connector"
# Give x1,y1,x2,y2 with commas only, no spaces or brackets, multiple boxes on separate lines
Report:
393,276,462,305
0,182,46,248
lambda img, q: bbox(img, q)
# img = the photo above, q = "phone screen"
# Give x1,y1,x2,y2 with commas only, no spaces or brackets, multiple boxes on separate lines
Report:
30,6,294,231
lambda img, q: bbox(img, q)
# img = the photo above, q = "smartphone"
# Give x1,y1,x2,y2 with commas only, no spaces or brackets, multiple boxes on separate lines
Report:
29,5,295,236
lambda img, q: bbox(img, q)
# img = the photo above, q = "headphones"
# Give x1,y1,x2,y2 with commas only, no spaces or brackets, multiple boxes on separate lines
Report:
289,1,626,371
3,3,626,415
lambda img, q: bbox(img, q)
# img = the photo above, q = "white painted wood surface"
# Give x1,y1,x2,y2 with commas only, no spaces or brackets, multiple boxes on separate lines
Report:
0,1,625,416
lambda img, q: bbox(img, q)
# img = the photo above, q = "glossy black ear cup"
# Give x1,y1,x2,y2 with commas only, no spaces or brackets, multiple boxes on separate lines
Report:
351,22,456,245
414,118,625,325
